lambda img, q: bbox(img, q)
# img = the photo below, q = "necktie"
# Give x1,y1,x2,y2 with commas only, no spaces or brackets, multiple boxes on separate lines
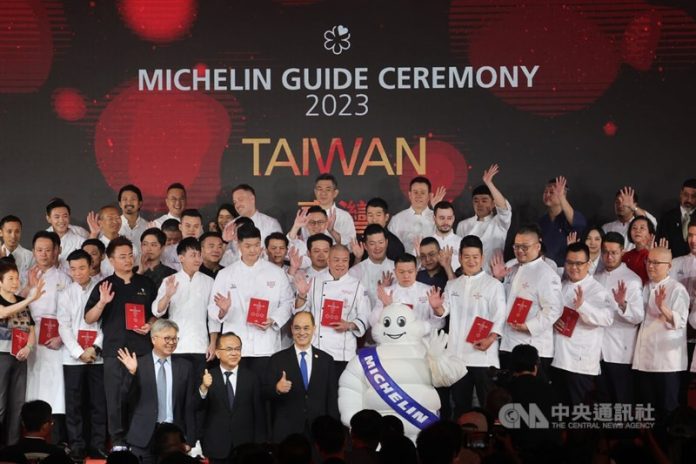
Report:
156,359,167,423
224,371,235,409
683,212,691,241
300,351,309,390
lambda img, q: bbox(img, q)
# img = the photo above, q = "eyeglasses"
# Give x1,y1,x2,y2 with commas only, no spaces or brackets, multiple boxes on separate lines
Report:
565,260,589,267
155,336,179,344
512,243,537,252
601,250,622,256
217,346,242,353
647,260,670,266
308,220,327,226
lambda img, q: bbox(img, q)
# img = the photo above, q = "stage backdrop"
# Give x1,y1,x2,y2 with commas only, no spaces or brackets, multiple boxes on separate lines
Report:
2,0,696,249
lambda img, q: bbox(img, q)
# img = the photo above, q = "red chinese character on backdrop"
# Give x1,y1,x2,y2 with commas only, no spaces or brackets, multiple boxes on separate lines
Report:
339,200,369,236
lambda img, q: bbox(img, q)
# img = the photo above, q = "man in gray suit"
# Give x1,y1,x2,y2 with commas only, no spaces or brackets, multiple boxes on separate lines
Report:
117,319,196,464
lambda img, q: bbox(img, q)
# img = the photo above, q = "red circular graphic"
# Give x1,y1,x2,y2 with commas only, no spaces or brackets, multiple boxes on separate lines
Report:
467,5,620,117
0,0,54,93
603,121,618,137
399,140,469,200
622,12,662,71
94,83,231,210
52,88,87,121
118,0,197,43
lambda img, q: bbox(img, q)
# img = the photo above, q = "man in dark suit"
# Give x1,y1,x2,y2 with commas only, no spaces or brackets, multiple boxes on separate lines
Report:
657,178,696,257
264,312,339,443
197,332,266,463
117,319,196,464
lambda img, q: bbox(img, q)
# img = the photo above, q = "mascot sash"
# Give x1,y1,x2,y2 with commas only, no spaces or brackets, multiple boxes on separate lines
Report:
358,346,439,429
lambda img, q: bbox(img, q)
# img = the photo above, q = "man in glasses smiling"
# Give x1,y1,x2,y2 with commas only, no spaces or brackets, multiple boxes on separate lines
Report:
495,224,563,382
198,332,265,463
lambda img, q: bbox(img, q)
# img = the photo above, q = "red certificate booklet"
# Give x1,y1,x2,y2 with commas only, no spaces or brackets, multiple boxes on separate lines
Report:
77,330,98,349
11,328,29,356
39,317,59,344
321,299,344,327
125,303,146,330
466,317,494,343
555,307,580,337
247,298,270,324
507,297,533,324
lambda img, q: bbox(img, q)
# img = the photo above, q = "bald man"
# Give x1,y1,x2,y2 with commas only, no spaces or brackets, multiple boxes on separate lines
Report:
633,247,690,422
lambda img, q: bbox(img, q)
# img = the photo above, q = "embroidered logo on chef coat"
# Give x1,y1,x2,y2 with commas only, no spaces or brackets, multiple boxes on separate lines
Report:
267,281,276,288
473,292,483,300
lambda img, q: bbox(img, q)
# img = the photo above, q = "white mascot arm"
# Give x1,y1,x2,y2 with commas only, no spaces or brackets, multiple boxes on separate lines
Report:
426,330,468,388
338,358,366,428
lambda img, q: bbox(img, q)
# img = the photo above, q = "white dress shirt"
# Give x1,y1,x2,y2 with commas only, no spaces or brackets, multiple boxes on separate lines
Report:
551,275,615,375
443,271,506,368
48,225,89,267
633,276,690,372
119,215,149,253
152,352,173,422
348,257,395,307
153,213,180,229
57,280,104,365
456,200,512,271
7,245,33,286
208,258,294,357
369,281,446,331
500,257,563,358
388,207,435,251
594,264,644,364
153,270,217,354
295,269,371,361
249,210,283,242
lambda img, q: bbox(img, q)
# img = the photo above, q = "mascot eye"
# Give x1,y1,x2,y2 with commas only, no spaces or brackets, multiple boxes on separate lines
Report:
383,317,391,327
397,316,406,327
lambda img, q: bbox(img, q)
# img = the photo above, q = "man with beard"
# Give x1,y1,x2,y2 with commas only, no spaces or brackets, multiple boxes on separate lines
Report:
118,185,148,254
657,178,696,257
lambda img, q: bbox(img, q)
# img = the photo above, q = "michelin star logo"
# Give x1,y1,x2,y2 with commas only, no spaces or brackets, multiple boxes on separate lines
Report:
324,25,350,55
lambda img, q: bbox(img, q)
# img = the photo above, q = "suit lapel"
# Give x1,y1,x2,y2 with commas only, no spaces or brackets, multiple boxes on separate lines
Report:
171,357,180,412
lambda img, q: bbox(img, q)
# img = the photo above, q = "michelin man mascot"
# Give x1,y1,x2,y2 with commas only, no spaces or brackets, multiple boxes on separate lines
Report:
338,303,467,441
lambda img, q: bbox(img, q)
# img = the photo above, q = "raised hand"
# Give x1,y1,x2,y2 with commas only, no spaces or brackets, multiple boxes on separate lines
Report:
350,238,365,261
98,281,115,306
411,235,423,255
87,211,101,237
222,222,237,243
378,270,394,288
612,280,627,311
164,275,179,298
288,246,302,274
618,186,636,210
327,209,337,232
214,291,232,319
276,370,292,394
573,286,584,310
489,251,511,280
427,286,444,311
438,246,454,269
201,369,213,392
566,231,579,245
293,271,311,297
554,176,568,199
377,284,393,306
293,208,309,229
482,163,500,185
28,278,46,302
429,186,446,206
117,347,138,374
27,266,41,288
654,285,667,311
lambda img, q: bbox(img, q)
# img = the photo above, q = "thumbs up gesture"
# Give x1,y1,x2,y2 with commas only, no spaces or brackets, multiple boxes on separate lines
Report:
276,370,292,394
200,369,213,394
